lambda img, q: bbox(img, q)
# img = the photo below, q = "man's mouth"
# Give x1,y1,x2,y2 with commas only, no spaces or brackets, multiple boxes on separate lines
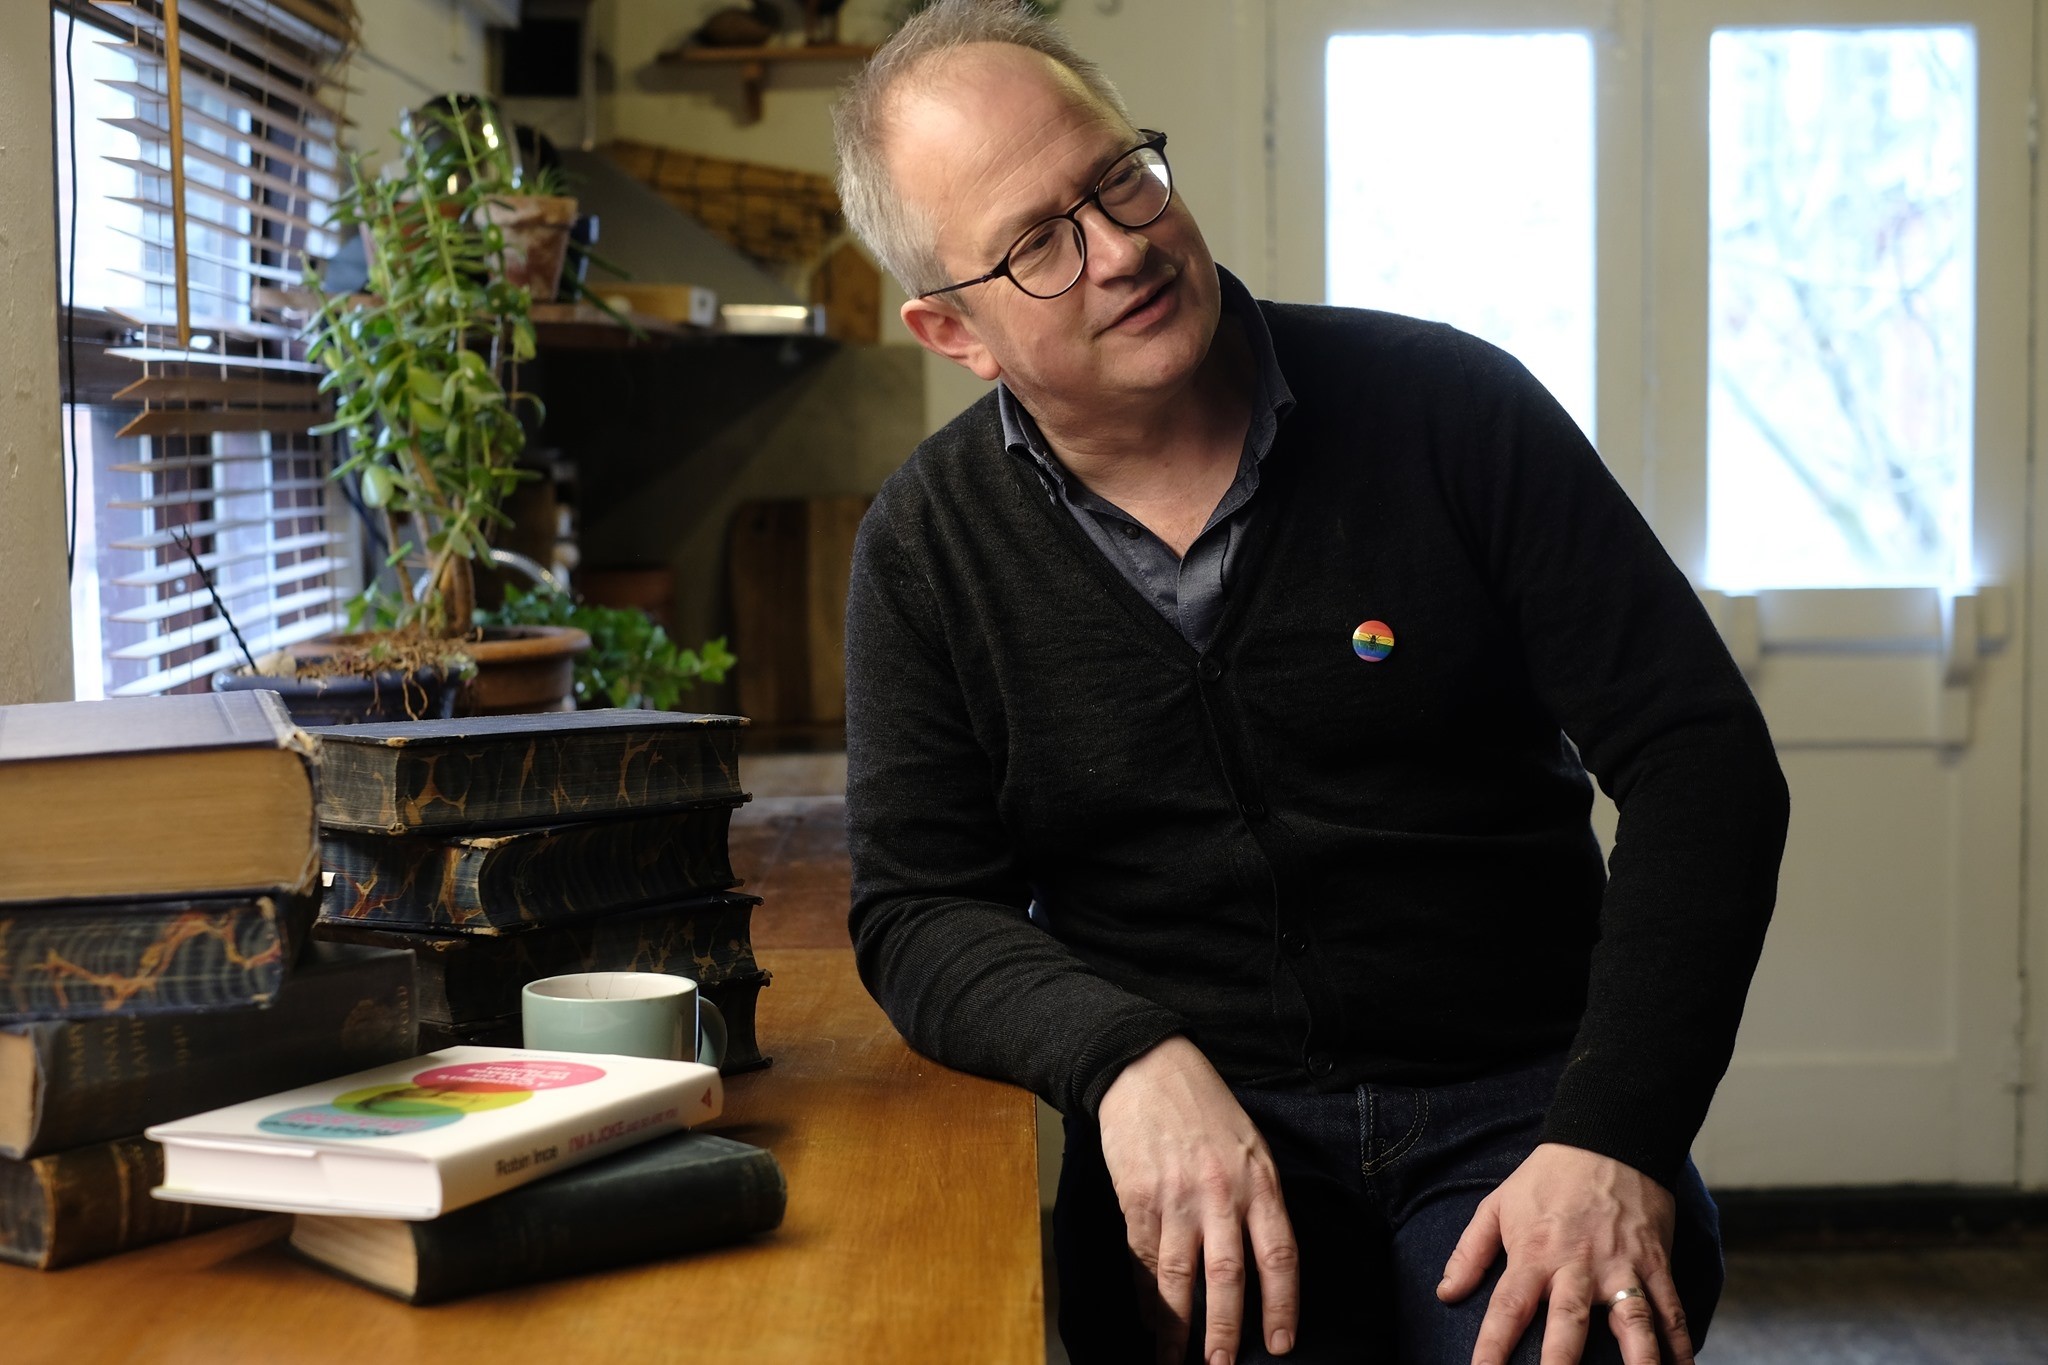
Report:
1103,272,1177,332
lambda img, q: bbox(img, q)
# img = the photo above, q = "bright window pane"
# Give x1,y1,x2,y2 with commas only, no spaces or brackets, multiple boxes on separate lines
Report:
1326,34,1595,440
53,12,143,313
1707,28,1976,590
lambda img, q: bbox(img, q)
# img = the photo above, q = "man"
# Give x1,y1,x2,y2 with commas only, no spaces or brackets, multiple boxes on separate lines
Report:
832,4,1789,1363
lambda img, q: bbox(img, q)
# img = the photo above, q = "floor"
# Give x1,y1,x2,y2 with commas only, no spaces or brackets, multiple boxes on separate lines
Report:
1706,1236,2048,1363
1040,1231,2048,1363
738,753,2048,1364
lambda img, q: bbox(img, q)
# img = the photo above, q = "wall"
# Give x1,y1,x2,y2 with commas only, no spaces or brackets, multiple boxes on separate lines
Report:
574,343,926,668
348,0,494,156
0,6,72,705
600,0,1254,431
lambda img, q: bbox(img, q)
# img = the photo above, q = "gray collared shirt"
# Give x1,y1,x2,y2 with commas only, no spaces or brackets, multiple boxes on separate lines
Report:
996,267,1295,652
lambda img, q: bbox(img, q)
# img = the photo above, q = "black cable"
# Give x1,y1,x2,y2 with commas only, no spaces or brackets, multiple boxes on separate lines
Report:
61,2,82,583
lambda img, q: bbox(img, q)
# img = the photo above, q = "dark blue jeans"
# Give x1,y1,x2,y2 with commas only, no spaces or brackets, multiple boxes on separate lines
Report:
1054,1052,1723,1364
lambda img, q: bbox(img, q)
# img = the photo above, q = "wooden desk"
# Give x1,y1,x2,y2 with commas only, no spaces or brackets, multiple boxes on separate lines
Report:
2,921,1043,1362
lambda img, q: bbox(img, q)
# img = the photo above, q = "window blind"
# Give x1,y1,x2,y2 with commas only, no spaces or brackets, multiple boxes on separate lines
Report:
75,0,362,697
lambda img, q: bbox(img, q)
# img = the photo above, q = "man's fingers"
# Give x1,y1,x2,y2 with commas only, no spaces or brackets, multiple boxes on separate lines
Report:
1439,1195,1502,1302
1198,1218,1248,1365
1469,1265,1545,1365
1644,1270,1697,1365
1244,1185,1300,1355
1150,1226,1201,1365
1601,1284,1662,1365
1537,1269,1595,1365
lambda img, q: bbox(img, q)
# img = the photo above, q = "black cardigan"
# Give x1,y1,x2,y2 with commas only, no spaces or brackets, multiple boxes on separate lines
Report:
843,300,1789,1185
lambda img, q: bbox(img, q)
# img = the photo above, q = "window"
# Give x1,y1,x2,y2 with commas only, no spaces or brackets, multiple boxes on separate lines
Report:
1324,32,1597,440
53,0,362,698
1706,27,1977,591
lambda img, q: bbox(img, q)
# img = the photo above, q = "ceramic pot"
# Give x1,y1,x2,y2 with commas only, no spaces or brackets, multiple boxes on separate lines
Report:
476,195,578,301
212,663,461,727
458,624,591,714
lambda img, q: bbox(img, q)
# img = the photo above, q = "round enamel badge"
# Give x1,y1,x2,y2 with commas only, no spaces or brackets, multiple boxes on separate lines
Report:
1352,620,1394,662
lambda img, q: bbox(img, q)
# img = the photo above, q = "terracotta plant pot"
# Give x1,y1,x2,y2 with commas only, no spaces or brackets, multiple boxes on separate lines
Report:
476,195,578,301
264,625,590,720
461,624,592,715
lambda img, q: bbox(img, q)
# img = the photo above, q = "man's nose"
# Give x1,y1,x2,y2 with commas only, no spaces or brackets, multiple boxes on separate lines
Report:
1077,203,1149,280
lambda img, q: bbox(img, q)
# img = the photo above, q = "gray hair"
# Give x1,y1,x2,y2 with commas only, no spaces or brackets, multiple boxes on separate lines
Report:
832,0,1135,299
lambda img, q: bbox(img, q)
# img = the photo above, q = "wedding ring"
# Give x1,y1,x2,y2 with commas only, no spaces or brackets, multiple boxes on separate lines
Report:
1607,1286,1647,1308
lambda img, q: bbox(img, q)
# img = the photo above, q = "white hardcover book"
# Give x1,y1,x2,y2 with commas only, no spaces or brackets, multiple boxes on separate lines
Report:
146,1047,721,1219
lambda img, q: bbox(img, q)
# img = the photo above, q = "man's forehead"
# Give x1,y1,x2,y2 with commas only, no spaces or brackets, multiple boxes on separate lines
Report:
884,44,1131,254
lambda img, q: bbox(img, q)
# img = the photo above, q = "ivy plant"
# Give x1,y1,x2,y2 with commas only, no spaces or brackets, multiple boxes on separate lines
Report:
478,586,736,712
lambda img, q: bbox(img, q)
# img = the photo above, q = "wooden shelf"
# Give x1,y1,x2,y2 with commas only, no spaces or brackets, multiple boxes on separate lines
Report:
654,42,877,123
530,301,692,349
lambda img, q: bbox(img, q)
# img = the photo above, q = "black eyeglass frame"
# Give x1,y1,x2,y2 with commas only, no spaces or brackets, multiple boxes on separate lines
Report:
917,130,1172,302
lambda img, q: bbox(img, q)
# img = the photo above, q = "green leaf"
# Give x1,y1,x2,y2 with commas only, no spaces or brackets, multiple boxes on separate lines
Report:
409,397,448,432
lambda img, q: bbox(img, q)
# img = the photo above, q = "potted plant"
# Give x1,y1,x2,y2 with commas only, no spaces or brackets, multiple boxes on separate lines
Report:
216,100,588,721
479,585,736,711
476,162,580,303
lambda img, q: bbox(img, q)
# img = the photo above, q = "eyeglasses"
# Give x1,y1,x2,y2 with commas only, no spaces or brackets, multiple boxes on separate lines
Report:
919,131,1173,302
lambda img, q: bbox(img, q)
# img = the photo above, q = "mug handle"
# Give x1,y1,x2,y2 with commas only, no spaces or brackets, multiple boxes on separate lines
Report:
697,997,728,1069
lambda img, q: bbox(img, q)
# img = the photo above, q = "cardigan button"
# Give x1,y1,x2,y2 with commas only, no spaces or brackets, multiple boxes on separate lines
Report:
1198,657,1225,682
1240,801,1268,822
1280,931,1308,955
1306,1053,1335,1078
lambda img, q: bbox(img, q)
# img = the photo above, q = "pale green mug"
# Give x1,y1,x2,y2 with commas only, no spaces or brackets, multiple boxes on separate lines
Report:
520,971,726,1068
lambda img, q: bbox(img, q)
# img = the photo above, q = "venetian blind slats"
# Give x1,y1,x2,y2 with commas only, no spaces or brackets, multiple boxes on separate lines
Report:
89,0,362,697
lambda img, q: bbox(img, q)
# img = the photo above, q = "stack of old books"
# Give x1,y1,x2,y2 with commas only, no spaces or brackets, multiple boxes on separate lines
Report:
0,692,419,1269
307,710,769,1070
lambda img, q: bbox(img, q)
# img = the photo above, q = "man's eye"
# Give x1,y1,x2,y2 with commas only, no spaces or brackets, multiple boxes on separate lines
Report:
1015,225,1060,259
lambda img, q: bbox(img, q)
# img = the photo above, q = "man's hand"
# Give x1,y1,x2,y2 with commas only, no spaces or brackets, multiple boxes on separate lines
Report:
1437,1143,1691,1365
1097,1036,1300,1365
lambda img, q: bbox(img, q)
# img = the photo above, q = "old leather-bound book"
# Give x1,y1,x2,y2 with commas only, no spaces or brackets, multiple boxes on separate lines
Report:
0,691,317,905
0,1134,256,1270
309,710,748,836
288,1130,785,1304
0,941,416,1160
319,801,745,933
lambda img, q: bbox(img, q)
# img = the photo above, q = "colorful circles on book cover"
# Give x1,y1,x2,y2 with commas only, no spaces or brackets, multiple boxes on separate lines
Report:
257,1058,608,1141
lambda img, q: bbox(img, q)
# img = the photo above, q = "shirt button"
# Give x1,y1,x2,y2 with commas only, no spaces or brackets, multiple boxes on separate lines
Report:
1121,522,1143,539
1280,931,1308,955
1198,657,1225,682
1307,1053,1334,1078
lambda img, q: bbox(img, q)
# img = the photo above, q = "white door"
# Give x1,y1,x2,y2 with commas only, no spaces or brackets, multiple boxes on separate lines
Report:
1262,0,2033,1186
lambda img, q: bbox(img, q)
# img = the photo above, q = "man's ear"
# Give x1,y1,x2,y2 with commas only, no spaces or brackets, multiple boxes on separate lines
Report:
900,296,1001,381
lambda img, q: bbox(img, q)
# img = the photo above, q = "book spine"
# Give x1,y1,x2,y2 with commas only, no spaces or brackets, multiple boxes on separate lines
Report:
10,946,416,1159
0,1135,256,1270
403,1144,785,1304
316,726,744,834
0,885,318,1023
430,1072,724,1214
703,970,771,1073
320,804,741,932
314,892,760,1025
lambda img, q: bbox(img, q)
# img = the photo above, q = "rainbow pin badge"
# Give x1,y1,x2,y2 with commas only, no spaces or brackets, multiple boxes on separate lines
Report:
1352,619,1395,663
